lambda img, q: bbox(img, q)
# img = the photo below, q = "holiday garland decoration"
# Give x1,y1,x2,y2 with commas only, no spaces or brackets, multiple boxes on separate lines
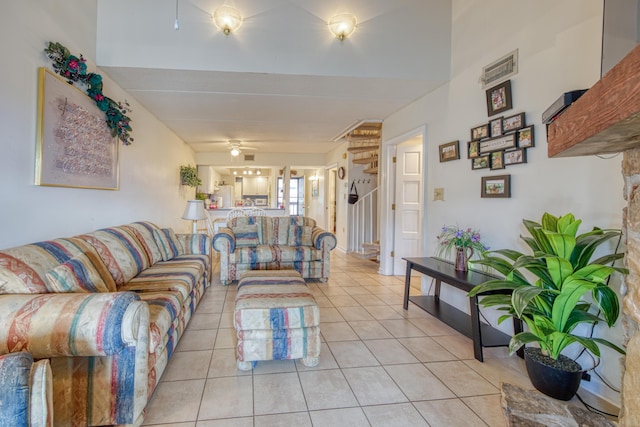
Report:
44,42,133,145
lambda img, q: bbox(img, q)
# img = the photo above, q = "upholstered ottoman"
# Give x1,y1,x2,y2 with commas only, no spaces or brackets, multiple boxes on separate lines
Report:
234,270,321,370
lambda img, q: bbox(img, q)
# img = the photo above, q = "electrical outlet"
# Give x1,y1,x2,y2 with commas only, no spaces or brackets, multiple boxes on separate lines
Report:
434,188,444,201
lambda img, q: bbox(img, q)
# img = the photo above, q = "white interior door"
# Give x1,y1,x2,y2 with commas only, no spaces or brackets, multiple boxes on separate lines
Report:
393,139,423,274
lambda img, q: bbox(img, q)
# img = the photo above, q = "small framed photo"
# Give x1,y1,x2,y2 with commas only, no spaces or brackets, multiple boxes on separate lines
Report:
439,140,460,162
517,126,535,148
471,155,490,170
502,112,525,133
468,141,479,158
490,151,505,170
486,80,513,117
504,148,527,165
470,123,489,141
481,174,511,198
490,117,503,137
479,133,517,154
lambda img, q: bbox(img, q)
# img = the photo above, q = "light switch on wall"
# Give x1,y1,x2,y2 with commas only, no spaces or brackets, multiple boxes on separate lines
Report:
434,188,444,201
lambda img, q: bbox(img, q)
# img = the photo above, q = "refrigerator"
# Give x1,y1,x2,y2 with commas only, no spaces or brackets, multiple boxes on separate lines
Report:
215,185,234,209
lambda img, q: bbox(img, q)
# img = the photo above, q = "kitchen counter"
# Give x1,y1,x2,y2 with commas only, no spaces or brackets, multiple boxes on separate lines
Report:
206,208,287,220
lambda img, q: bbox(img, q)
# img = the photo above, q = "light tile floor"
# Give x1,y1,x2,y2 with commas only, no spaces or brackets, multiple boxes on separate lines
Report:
142,251,534,426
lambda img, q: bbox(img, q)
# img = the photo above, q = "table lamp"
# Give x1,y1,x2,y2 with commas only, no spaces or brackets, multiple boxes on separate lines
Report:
182,200,207,234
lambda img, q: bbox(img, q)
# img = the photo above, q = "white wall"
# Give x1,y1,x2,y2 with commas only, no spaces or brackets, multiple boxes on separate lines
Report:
326,142,350,251
383,0,624,404
0,0,198,248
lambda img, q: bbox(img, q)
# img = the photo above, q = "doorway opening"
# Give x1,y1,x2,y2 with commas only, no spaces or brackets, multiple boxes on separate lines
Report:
278,176,305,215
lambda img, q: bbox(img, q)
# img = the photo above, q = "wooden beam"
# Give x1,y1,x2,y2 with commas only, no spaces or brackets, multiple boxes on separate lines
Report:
547,44,640,157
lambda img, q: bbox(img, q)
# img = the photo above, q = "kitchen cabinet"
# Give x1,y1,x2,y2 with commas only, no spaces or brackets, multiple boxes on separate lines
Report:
242,177,269,195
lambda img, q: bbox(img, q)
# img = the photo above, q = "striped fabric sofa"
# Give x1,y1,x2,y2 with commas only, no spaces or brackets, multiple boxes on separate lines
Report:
0,222,211,426
212,215,337,285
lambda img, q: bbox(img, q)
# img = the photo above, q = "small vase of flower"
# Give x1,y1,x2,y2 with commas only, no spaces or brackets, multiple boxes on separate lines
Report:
436,225,488,271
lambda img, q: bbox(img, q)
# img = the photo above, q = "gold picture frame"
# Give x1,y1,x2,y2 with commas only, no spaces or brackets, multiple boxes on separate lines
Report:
36,68,119,190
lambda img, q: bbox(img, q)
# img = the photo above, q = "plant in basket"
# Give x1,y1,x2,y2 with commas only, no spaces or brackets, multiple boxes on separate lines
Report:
468,212,627,400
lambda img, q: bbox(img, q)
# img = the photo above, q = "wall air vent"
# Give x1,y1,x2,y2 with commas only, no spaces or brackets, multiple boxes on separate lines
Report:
481,49,518,88
244,154,255,161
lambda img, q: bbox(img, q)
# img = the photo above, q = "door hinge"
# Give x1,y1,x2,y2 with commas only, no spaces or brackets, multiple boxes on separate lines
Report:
391,203,395,210
392,156,397,163
391,251,395,257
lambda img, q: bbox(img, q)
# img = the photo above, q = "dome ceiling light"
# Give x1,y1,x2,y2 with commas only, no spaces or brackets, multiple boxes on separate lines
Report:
213,5,243,36
328,13,357,42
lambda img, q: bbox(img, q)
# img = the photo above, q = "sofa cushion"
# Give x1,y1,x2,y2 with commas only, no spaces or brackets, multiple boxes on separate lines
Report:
287,225,313,246
230,245,278,264
0,351,32,427
119,259,203,302
44,251,117,293
276,246,323,262
125,222,164,265
234,224,260,247
176,234,211,255
0,238,102,294
78,228,152,286
153,228,184,261
30,359,53,427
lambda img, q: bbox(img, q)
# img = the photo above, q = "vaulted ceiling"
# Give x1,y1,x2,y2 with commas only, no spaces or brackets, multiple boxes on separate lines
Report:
96,0,452,155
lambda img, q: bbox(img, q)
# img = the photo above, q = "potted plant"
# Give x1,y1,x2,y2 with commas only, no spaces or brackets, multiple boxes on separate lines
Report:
180,165,201,188
468,212,627,400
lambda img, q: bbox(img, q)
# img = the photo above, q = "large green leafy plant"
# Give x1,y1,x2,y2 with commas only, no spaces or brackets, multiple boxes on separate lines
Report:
468,212,627,361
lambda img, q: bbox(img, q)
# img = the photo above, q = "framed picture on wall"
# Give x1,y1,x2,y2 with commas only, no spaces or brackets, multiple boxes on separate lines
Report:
471,155,490,170
439,140,460,162
312,178,319,197
502,112,525,133
36,68,119,190
517,126,535,148
479,134,517,154
490,117,503,137
486,80,513,117
468,141,479,158
490,151,505,170
504,148,527,165
470,123,489,141
481,174,511,198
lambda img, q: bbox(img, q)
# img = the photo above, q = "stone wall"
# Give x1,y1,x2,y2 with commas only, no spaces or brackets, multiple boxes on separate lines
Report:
620,148,640,426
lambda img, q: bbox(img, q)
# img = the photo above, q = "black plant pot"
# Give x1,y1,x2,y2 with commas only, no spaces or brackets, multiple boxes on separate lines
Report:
524,347,583,401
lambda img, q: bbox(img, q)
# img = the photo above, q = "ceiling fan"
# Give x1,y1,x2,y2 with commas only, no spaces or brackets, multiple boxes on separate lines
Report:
208,140,259,157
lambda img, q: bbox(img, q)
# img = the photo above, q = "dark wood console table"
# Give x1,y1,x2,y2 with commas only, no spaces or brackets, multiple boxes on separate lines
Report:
402,257,522,362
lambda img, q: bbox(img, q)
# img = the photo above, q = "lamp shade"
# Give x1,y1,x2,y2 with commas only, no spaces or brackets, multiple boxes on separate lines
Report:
182,200,207,221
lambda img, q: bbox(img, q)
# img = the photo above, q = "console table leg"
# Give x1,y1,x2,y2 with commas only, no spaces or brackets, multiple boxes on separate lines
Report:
403,262,412,310
469,295,483,362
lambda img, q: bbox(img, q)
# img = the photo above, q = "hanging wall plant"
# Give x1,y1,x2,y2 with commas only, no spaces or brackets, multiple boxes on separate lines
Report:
44,41,134,145
180,165,202,187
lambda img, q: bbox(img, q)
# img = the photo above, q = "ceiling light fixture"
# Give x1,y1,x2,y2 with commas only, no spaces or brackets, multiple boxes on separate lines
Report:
213,5,243,36
256,170,261,175
328,13,357,41
229,140,242,157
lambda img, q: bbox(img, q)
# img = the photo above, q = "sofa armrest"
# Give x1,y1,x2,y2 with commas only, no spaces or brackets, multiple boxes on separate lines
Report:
176,233,211,255
0,292,148,359
213,227,236,253
312,227,337,251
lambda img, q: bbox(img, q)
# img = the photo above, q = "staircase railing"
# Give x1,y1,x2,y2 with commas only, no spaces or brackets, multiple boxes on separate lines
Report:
348,187,379,253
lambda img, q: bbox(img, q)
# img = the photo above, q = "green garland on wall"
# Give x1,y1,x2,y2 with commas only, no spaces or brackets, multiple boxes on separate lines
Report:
44,41,134,145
